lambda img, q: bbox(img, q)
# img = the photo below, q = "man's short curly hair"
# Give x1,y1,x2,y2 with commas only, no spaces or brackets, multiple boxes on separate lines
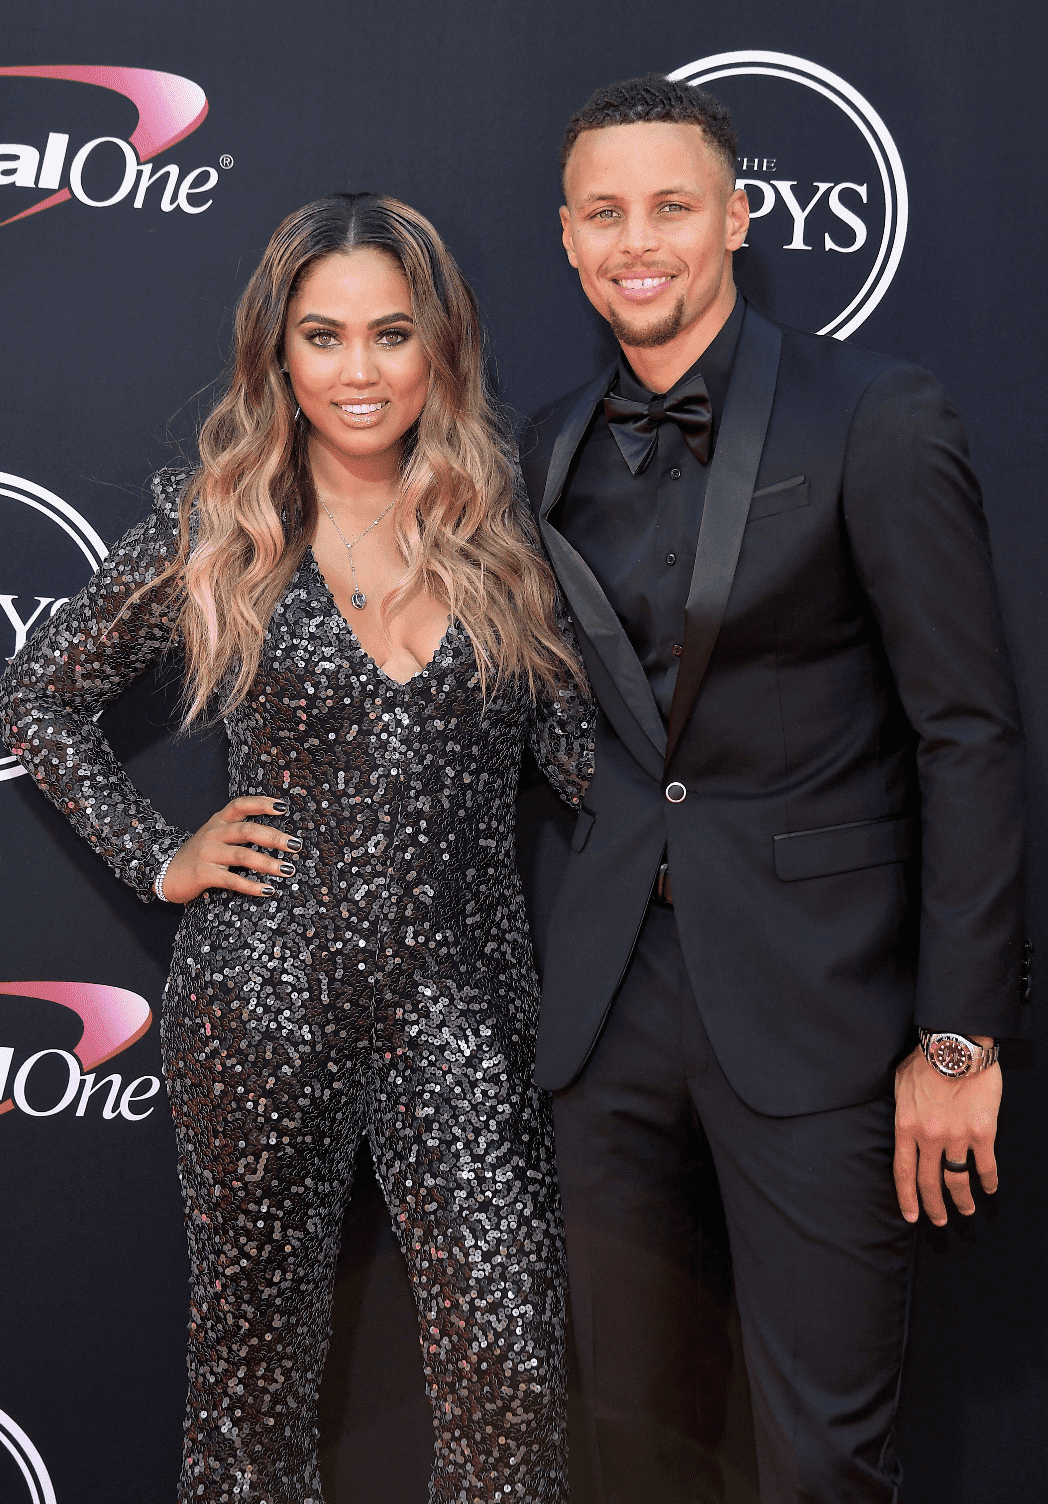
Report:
560,73,738,185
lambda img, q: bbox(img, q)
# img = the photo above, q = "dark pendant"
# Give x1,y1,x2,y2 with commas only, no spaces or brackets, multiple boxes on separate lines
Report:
351,590,367,610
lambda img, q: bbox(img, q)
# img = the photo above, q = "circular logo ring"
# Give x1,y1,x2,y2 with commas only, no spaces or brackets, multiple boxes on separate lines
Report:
0,473,107,783
0,1408,57,1504
668,50,908,339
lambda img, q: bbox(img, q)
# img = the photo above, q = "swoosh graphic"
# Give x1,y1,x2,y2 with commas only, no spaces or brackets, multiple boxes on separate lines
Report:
0,980,152,1113
0,65,208,227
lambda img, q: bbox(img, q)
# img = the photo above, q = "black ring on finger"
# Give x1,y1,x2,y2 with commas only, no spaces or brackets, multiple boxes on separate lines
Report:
943,1156,970,1174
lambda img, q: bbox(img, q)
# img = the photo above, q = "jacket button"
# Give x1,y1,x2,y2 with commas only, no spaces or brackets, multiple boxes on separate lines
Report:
665,781,687,803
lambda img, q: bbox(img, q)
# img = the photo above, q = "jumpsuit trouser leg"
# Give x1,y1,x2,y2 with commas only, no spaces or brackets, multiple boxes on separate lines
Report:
164,920,566,1504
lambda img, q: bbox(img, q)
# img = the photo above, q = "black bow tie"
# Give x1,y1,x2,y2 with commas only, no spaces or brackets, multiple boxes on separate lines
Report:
603,376,713,475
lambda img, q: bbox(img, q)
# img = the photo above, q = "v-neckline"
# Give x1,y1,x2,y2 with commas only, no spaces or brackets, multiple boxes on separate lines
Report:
306,546,454,688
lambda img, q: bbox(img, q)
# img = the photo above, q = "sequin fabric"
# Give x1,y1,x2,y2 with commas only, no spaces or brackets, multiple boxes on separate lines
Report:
0,468,594,1504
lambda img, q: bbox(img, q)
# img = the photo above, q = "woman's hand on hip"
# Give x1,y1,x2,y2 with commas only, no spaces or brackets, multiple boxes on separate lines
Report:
159,796,300,903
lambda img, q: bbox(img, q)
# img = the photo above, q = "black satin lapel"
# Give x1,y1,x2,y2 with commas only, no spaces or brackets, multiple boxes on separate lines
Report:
537,363,667,776
665,307,783,769
540,364,618,521
540,524,666,779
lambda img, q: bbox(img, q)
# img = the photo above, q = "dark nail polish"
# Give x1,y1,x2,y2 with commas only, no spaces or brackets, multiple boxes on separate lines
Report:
279,862,296,877
271,799,289,815
260,884,275,895
286,836,303,851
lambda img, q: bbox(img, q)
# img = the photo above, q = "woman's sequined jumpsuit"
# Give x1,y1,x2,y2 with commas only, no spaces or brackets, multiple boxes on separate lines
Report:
0,469,594,1504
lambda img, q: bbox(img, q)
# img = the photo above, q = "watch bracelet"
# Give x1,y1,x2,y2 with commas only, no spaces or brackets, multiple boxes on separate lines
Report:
918,1028,999,1073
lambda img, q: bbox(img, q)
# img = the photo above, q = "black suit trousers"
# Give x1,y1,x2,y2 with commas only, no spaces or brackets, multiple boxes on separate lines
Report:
552,904,913,1504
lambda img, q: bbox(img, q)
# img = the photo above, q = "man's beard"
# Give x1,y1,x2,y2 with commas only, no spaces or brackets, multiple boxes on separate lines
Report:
607,292,686,349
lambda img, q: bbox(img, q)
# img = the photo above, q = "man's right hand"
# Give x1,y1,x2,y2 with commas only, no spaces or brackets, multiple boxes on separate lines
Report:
159,796,299,903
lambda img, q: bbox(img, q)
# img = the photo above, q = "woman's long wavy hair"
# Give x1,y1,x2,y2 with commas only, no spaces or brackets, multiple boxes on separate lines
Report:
153,192,580,723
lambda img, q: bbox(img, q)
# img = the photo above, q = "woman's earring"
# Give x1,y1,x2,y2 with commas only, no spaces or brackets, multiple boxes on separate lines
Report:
280,366,300,421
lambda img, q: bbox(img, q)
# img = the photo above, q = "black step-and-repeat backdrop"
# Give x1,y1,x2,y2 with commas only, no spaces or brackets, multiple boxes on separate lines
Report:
1,4,1046,1502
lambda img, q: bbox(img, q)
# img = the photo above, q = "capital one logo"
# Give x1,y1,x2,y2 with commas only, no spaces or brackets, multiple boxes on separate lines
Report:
0,64,222,227
1,473,107,782
0,1408,56,1504
669,51,908,339
0,981,159,1122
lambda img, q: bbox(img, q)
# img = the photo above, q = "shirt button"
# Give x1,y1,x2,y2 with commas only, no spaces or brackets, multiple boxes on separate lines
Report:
666,552,677,566
666,781,687,803
671,643,683,657
671,468,682,480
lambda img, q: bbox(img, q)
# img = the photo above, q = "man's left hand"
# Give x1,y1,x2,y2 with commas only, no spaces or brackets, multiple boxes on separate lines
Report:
893,1038,1001,1226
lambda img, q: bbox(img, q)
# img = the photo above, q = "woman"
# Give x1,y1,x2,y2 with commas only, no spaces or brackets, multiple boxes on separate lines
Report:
0,193,592,1504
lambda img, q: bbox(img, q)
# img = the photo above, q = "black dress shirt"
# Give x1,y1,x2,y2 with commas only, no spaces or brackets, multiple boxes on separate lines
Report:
556,295,744,721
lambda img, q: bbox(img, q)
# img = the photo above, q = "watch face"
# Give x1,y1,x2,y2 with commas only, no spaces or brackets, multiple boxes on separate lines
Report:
930,1035,973,1076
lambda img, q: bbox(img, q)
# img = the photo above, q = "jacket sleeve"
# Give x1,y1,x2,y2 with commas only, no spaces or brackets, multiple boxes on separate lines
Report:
0,468,195,901
842,365,1026,1037
526,593,596,812
512,448,596,809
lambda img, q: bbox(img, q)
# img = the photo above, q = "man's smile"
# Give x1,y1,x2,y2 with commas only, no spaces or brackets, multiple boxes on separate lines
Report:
609,272,678,302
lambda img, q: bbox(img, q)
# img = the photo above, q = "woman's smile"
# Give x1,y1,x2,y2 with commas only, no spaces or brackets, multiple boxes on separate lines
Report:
334,397,390,423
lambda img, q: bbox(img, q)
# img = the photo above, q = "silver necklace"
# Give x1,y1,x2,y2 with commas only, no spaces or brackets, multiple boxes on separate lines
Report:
317,493,396,610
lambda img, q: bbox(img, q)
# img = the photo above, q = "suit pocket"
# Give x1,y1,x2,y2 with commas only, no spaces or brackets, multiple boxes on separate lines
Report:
748,475,810,521
571,807,596,853
773,815,917,881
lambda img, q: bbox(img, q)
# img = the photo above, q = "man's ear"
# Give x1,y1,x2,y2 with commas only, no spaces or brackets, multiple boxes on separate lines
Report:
725,186,749,253
559,204,579,269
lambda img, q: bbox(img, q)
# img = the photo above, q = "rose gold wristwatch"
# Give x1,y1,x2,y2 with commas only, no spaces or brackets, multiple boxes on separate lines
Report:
918,1030,999,1078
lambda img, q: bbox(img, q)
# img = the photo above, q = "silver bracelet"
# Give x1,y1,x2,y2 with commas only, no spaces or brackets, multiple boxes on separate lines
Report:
154,853,176,903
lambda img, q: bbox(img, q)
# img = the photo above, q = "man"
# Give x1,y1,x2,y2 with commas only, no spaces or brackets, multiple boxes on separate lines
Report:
519,74,1027,1503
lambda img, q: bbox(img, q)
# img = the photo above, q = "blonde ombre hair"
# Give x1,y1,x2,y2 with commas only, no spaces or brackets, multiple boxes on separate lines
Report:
149,192,580,723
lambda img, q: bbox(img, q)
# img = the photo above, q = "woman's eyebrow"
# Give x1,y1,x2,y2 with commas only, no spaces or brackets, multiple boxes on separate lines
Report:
295,311,414,329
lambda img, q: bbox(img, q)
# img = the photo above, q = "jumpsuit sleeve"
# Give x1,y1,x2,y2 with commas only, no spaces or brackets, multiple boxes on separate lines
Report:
526,593,596,811
0,467,196,901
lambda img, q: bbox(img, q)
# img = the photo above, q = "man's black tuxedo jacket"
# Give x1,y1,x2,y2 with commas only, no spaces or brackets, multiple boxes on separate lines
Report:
520,304,1025,1116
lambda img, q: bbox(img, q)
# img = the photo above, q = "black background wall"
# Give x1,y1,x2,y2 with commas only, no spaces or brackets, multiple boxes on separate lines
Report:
1,4,1045,1501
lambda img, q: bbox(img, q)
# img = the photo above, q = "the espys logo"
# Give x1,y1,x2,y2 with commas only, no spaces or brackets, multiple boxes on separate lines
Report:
0,64,225,227
671,50,908,339
0,1408,56,1504
0,981,159,1122
1,472,107,782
